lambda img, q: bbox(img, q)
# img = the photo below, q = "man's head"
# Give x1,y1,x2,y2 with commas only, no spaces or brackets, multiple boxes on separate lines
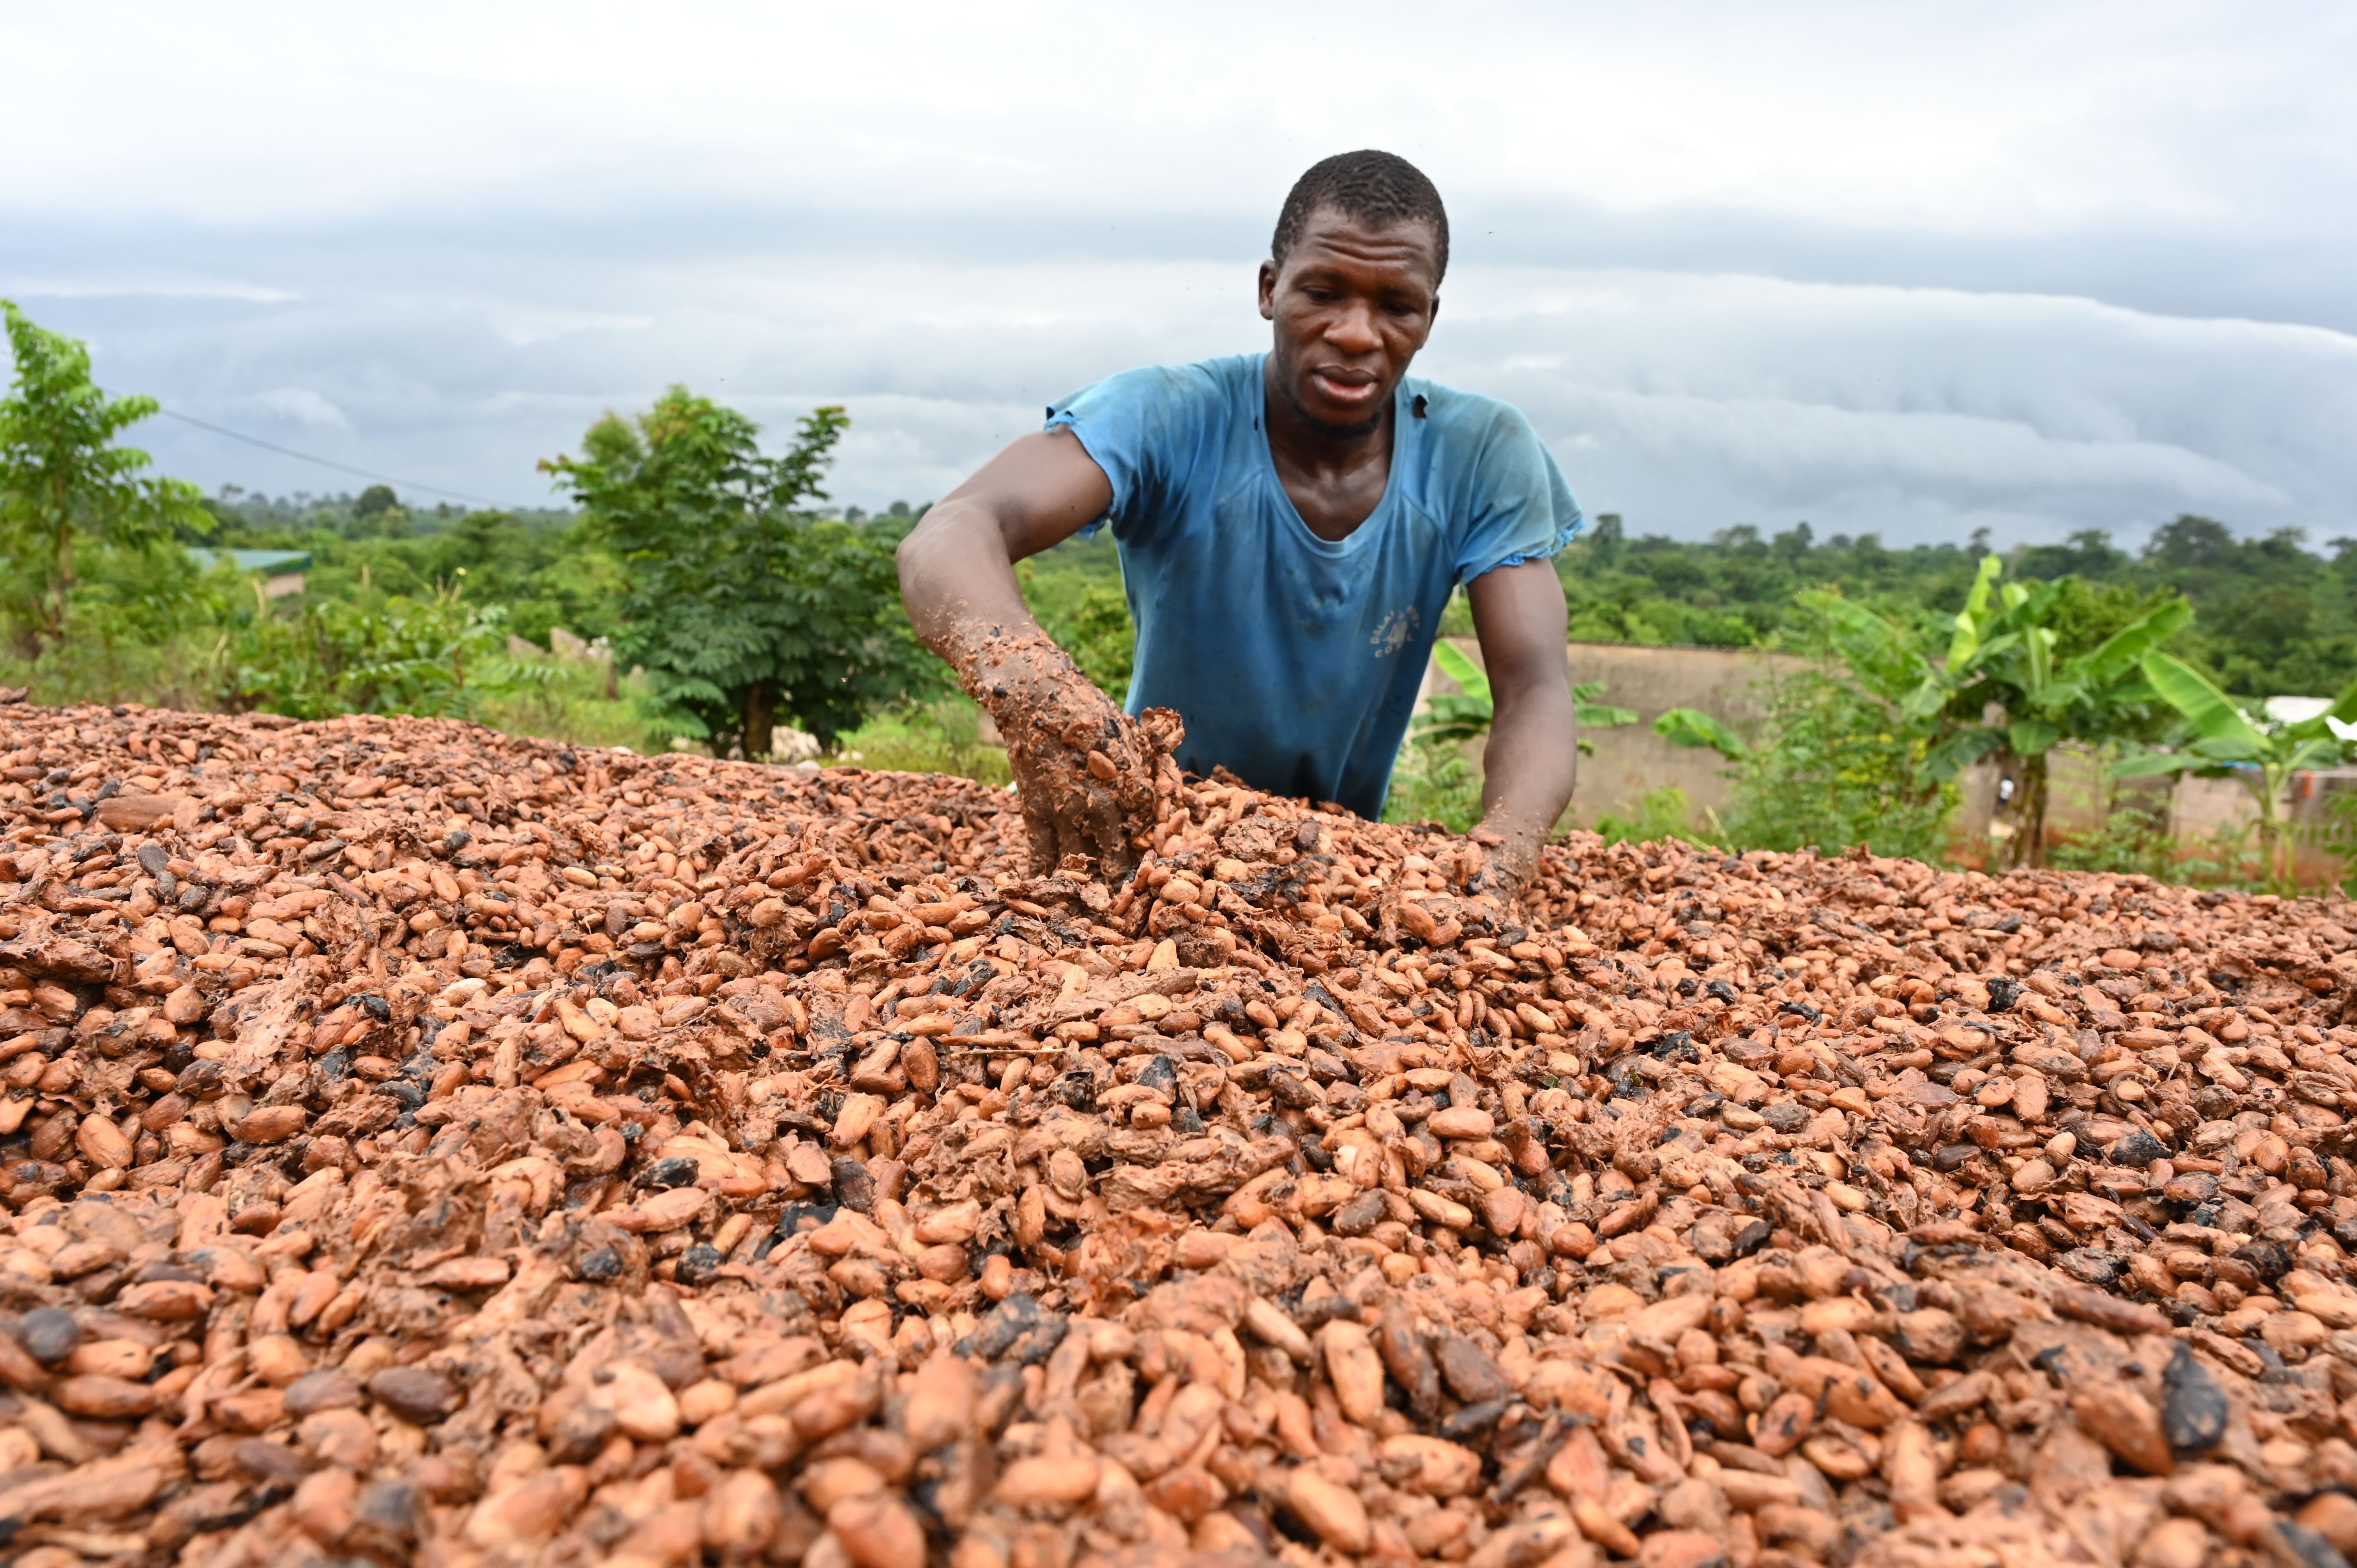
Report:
1260,151,1448,438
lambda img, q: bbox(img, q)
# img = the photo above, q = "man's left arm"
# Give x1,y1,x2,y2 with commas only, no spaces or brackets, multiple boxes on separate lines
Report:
1465,561,1577,894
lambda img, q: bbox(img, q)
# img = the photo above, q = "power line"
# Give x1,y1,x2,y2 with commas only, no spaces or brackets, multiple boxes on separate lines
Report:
154,407,513,508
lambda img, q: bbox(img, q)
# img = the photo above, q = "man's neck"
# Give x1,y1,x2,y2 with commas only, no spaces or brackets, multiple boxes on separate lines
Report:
1263,353,1393,476
1261,356,1396,542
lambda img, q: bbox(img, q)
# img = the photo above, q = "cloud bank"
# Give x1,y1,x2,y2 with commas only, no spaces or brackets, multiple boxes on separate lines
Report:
3,2,2353,545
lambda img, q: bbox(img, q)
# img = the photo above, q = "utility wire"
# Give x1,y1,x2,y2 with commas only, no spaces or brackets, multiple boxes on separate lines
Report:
155,407,513,509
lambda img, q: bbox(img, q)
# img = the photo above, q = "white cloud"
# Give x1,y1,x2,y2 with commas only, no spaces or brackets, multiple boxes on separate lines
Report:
5,2,2353,239
3,3,2352,542
2,276,299,304
485,308,653,348
243,387,349,428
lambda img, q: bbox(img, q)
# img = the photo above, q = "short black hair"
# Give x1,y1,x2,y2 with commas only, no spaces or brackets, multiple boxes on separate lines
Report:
1271,150,1449,284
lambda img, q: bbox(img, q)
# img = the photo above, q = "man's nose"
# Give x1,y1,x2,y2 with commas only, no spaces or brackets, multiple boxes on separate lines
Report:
1323,300,1383,354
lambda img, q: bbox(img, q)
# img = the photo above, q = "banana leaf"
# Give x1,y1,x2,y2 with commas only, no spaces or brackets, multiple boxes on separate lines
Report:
2139,652,2266,758
1432,641,1491,705
1573,679,1638,728
1655,707,1749,762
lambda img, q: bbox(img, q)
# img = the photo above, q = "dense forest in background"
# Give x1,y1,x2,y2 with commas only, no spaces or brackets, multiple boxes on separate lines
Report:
12,292,2357,889
204,488,2357,704
1546,514,2357,700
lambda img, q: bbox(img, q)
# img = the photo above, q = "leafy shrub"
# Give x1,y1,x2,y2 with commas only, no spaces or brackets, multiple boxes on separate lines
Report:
1383,737,1485,834
1594,786,1723,849
1720,659,1955,861
218,587,535,721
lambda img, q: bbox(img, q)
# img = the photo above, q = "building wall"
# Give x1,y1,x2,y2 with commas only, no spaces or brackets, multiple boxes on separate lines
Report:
1426,640,2355,885
1435,639,1802,831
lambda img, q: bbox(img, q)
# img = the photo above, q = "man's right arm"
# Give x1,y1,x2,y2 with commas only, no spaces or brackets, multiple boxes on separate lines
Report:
894,427,1113,658
898,429,1166,874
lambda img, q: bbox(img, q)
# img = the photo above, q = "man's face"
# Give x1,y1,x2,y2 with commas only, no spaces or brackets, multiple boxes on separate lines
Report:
1259,206,1440,438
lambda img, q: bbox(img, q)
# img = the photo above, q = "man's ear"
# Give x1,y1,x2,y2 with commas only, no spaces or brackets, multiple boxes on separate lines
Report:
1257,260,1277,321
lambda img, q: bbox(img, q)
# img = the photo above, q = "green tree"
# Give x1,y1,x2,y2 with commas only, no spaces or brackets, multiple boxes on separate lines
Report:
540,388,930,755
1919,558,2188,865
2115,655,2357,887
0,301,210,657
1716,604,1956,861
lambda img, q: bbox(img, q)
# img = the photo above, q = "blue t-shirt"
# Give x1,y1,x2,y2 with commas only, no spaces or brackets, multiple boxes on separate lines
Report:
1044,353,1581,818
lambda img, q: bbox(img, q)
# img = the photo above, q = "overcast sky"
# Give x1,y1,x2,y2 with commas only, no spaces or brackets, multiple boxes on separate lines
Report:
5,2,2354,546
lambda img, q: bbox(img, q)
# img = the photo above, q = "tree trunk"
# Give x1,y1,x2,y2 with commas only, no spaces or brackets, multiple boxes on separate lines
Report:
2254,772,2286,890
2018,750,2055,867
744,681,774,761
2021,753,2051,869
36,501,72,655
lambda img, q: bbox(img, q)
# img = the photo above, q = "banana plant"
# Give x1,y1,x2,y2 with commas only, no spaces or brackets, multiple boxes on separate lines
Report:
2114,654,2357,887
1805,555,2191,867
1417,641,1637,756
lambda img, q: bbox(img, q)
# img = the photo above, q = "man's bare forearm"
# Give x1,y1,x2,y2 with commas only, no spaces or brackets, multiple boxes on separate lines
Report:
1479,675,1578,874
1462,560,1577,886
895,502,1042,663
896,428,1115,682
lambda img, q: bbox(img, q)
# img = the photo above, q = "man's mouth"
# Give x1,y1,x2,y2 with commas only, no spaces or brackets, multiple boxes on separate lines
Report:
1310,367,1381,407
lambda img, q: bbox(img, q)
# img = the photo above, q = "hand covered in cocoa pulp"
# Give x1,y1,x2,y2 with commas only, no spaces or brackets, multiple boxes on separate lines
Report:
958,627,1183,877
1462,823,1541,902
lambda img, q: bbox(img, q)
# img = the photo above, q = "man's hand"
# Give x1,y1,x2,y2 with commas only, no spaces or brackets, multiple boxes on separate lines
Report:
1461,829,1541,903
963,627,1180,877
1463,560,1579,899
896,429,1178,876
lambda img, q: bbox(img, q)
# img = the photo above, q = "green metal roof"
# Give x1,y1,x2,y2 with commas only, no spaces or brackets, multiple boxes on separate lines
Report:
188,547,313,573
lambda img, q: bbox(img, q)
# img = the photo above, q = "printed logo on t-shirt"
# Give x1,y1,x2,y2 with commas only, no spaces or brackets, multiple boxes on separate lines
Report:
1368,607,1421,657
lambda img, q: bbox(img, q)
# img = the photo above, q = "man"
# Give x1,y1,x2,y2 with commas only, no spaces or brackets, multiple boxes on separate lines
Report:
897,150,1581,891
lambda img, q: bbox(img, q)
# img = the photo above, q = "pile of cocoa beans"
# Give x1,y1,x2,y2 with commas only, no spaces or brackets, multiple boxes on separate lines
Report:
6,700,2357,1568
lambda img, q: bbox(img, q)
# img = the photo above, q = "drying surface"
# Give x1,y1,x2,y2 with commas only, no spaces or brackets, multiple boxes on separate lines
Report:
4,705,2357,1568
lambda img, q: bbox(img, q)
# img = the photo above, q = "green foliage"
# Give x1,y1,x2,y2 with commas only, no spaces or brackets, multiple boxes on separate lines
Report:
2049,800,2262,890
475,659,649,750
0,302,212,658
1917,556,2187,768
1383,738,1486,834
1719,645,1957,862
1782,557,2188,865
1574,685,1640,734
1655,707,1749,761
1412,642,1636,756
217,585,536,722
827,695,1014,787
2113,653,2357,885
1554,517,1987,652
1019,531,1136,699
1594,786,1722,849
1035,581,1136,699
1540,511,2357,705
542,390,932,755
1415,643,1499,747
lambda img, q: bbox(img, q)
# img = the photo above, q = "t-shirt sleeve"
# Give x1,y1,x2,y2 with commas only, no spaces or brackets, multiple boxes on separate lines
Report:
1452,403,1583,583
1044,364,1223,548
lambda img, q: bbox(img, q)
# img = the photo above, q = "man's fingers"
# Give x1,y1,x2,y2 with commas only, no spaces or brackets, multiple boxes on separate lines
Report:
1023,810,1060,874
1016,766,1062,872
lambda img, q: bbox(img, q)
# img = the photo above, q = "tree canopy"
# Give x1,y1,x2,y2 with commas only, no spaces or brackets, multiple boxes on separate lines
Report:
541,388,931,754
0,301,210,657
